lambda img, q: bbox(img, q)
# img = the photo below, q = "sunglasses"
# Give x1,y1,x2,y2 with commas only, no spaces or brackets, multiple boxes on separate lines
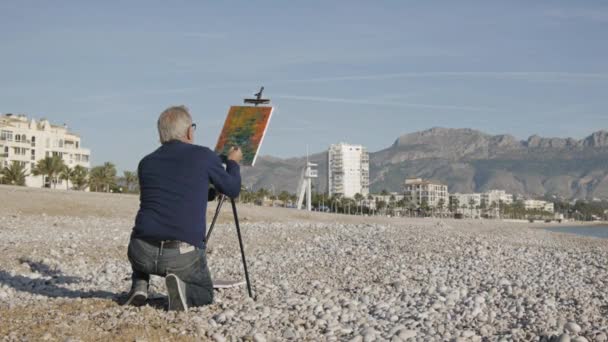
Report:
191,123,197,131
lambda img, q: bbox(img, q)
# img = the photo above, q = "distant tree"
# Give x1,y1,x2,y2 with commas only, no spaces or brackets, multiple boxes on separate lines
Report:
59,166,77,190
102,162,117,192
437,198,446,217
450,198,460,214
33,156,65,188
89,166,104,192
354,193,364,214
278,190,291,206
1,161,28,186
71,165,89,191
123,171,138,193
377,200,387,213
469,198,476,217
408,201,417,217
380,189,390,196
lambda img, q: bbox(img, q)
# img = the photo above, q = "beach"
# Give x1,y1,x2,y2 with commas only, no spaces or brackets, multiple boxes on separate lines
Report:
1,185,607,341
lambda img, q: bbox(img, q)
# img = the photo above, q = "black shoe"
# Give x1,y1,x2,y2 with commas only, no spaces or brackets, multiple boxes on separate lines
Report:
123,289,147,306
166,274,188,312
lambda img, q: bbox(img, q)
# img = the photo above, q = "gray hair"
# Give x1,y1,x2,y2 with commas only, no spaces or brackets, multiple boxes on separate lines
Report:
157,105,192,143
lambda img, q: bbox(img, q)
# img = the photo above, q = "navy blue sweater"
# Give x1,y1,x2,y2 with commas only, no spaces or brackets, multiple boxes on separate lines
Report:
132,140,241,248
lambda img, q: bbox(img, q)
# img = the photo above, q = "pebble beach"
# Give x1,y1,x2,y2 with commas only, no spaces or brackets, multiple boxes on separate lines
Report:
1,186,607,341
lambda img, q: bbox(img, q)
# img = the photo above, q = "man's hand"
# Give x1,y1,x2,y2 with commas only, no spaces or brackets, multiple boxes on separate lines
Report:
227,146,243,164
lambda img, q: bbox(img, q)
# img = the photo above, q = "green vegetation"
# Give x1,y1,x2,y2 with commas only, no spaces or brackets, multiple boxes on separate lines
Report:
32,156,65,188
1,161,28,186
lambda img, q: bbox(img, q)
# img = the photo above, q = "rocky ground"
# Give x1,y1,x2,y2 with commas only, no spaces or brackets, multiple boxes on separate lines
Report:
0,186,607,342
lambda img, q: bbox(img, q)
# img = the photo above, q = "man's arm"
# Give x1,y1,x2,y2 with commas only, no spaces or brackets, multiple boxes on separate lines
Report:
207,151,241,199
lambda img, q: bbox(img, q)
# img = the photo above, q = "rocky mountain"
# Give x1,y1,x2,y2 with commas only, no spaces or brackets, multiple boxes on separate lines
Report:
242,128,608,200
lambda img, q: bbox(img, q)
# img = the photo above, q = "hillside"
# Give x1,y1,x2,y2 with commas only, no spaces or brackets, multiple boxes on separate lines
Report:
242,128,608,199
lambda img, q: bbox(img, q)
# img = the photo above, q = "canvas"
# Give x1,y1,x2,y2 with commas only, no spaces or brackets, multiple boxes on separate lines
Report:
215,106,273,166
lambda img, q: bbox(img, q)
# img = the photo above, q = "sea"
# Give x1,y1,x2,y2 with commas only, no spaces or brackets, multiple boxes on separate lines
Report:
544,225,608,239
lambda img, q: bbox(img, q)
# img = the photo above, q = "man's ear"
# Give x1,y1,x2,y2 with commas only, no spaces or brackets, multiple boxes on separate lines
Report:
187,126,194,142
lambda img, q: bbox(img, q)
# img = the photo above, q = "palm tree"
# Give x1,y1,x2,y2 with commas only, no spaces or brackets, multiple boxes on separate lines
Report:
1,161,28,186
33,156,65,188
71,165,89,191
354,193,364,214
389,194,397,216
461,204,468,217
469,198,476,218
450,198,460,215
89,166,105,192
59,166,77,190
437,198,446,217
123,171,138,193
101,162,117,192
278,191,291,207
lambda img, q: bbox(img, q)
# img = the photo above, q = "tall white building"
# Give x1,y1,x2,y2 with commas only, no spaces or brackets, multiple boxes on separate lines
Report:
328,143,369,198
0,114,91,188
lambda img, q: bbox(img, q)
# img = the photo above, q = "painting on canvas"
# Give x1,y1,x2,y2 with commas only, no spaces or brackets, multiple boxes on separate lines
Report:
214,106,273,166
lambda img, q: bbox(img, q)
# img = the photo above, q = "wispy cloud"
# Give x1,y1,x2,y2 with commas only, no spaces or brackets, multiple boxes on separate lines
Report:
181,32,227,39
545,8,608,22
270,71,608,84
274,94,494,112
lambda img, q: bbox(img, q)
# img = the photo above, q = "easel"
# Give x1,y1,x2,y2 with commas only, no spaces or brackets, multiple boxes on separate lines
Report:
205,87,270,300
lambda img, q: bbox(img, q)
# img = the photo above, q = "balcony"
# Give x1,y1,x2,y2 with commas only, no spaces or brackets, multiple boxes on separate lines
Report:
0,153,7,158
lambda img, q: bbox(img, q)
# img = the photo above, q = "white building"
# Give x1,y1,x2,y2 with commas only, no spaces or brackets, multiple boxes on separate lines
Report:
0,114,91,188
403,178,449,208
482,190,513,206
450,193,482,217
328,143,369,198
524,199,555,213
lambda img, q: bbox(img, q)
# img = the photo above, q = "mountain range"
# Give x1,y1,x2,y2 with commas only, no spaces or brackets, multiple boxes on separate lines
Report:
242,128,608,200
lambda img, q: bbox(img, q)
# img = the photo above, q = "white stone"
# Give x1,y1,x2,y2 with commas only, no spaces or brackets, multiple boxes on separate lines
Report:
565,322,582,334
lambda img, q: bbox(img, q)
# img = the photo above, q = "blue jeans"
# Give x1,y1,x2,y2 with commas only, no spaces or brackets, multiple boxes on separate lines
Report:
127,237,214,307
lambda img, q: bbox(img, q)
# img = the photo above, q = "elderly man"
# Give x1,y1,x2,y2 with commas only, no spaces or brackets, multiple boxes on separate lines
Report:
124,105,242,311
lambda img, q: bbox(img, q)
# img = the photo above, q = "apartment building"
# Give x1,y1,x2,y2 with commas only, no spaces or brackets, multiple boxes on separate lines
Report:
482,189,514,206
0,114,91,188
403,178,448,208
524,199,555,213
328,143,370,198
450,193,482,207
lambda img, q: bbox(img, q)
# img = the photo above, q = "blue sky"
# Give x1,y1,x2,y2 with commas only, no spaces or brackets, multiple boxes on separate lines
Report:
1,1,607,172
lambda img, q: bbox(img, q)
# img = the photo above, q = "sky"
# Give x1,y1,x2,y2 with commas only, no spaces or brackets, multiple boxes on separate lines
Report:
1,1,607,172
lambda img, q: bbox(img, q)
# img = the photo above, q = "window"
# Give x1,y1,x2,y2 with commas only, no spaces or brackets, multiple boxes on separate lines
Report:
46,138,50,148
31,136,36,147
1,130,13,141
59,140,64,148
76,141,79,148
15,135,21,142
82,155,89,162
22,134,26,142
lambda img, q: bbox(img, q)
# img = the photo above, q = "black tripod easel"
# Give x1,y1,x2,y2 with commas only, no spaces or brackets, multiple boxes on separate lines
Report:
205,194,253,299
204,87,271,300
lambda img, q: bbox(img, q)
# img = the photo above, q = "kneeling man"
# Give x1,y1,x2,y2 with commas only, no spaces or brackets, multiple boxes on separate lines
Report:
124,105,242,311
